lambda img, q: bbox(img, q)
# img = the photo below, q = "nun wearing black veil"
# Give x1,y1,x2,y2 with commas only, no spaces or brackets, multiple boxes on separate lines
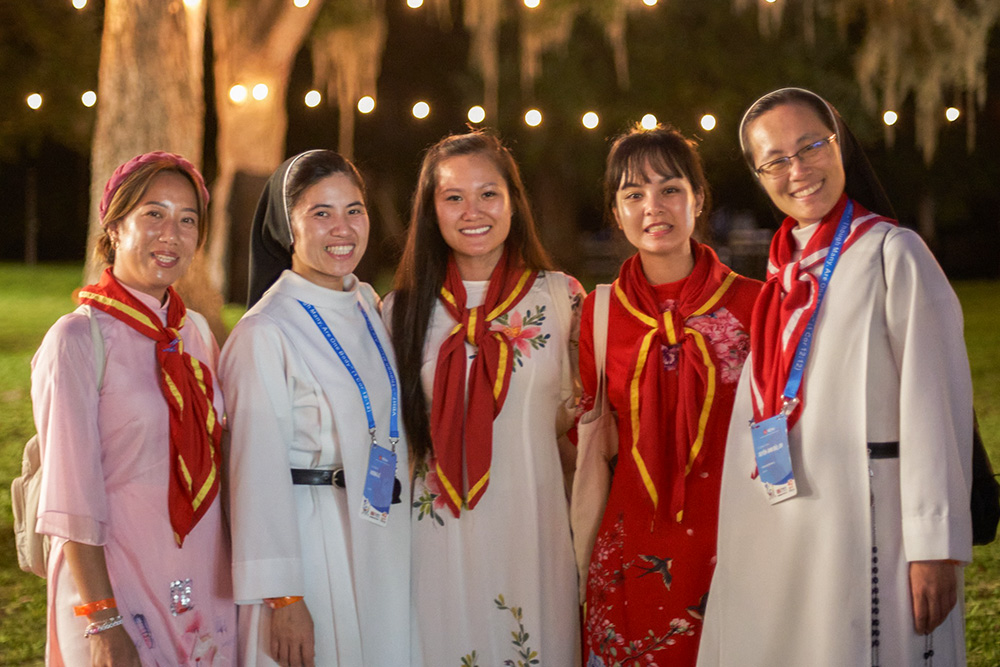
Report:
219,150,411,667
696,88,972,666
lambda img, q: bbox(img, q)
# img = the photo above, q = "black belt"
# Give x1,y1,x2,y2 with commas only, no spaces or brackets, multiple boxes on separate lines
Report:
291,468,346,487
290,468,403,504
867,442,900,459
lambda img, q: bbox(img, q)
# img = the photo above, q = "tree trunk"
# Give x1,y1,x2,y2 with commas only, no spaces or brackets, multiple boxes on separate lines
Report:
85,0,225,338
206,0,324,303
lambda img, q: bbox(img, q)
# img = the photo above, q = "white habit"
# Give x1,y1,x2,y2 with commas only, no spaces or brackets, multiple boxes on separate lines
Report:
698,224,973,667
221,270,411,666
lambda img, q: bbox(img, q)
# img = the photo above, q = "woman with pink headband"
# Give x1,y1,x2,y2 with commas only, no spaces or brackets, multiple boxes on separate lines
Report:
31,152,236,665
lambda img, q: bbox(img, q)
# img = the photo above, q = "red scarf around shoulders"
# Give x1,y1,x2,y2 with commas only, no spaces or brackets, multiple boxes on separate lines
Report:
613,242,738,524
430,251,538,517
749,194,893,427
78,268,222,546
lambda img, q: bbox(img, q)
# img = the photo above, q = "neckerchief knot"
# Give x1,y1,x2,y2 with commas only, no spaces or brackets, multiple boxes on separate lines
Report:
614,244,737,525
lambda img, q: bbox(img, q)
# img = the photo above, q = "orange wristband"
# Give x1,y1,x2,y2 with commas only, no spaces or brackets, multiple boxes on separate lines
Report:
74,597,117,617
264,596,303,610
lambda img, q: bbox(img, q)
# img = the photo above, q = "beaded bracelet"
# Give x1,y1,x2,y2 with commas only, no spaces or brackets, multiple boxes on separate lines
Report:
74,597,117,617
84,615,124,639
264,596,303,610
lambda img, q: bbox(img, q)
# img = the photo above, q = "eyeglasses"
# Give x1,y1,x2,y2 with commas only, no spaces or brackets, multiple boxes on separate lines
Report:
754,134,837,178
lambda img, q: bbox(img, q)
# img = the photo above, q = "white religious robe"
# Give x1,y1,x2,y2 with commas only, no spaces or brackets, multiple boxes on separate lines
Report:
220,270,411,666
697,223,972,667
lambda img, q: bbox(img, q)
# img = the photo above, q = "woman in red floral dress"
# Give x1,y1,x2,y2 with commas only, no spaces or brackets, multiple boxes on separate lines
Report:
579,125,761,667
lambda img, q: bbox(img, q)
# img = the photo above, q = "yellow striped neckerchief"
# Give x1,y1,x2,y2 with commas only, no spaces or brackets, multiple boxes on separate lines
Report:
612,247,736,524
430,252,538,517
78,268,222,546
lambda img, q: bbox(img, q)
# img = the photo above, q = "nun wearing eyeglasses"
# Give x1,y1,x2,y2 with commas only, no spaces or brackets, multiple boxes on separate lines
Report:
696,89,972,667
220,150,410,667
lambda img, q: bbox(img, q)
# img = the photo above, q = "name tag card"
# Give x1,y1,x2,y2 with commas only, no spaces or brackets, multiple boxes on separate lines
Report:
750,414,798,504
361,444,397,526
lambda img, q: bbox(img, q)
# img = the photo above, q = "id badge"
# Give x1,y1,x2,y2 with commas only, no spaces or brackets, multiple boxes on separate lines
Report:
750,414,798,504
360,444,397,526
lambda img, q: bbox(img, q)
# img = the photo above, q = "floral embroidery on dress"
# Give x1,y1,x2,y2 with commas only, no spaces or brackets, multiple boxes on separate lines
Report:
412,457,448,526
181,611,229,666
459,594,540,667
654,302,750,383
585,514,700,667
491,306,550,368
686,307,750,384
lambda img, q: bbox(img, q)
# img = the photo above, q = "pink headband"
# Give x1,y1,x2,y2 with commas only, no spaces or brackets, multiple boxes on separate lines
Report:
99,151,210,222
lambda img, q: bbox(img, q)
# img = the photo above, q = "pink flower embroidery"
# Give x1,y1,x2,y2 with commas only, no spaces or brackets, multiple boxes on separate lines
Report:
686,308,750,384
492,310,542,357
424,457,450,511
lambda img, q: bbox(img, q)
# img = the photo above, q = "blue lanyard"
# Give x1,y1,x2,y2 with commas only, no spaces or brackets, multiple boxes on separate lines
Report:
298,300,399,450
781,200,854,414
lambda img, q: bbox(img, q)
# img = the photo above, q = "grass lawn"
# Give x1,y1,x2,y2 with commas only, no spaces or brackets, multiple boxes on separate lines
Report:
1,264,998,664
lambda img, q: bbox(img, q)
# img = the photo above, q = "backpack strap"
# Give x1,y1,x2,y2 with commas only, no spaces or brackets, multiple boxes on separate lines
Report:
75,305,107,390
185,310,214,351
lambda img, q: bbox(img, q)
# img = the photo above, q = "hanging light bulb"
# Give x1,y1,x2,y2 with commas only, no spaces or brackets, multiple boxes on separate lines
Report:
582,112,600,129
640,114,657,130
81,91,97,107
229,84,248,105
412,101,430,119
358,96,376,114
304,90,321,108
468,106,486,123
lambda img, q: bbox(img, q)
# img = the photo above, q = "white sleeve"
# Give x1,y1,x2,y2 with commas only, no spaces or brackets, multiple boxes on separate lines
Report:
219,314,306,601
883,227,973,563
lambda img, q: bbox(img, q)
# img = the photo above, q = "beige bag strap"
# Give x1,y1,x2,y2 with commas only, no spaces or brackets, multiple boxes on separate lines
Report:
74,305,107,390
593,284,611,410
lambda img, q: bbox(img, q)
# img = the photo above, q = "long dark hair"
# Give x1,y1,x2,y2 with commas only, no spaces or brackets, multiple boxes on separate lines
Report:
604,123,712,242
391,130,553,461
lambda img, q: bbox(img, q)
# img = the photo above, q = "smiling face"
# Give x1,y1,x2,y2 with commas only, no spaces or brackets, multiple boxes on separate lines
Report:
289,172,370,291
746,102,846,227
614,160,703,283
434,152,512,281
109,171,199,302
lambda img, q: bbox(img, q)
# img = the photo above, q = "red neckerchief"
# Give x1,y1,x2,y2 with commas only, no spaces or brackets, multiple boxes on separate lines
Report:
78,268,222,546
613,242,737,523
749,194,892,428
430,251,538,517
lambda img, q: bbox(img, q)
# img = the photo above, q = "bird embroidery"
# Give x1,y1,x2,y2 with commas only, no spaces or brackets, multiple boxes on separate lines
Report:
687,592,709,620
635,554,673,589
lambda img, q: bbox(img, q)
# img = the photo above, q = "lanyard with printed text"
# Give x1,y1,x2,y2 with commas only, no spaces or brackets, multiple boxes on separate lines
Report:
779,199,854,416
298,300,399,450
